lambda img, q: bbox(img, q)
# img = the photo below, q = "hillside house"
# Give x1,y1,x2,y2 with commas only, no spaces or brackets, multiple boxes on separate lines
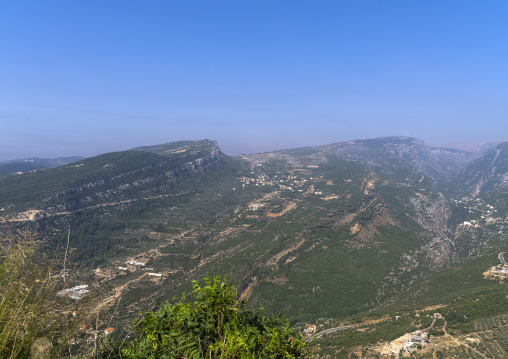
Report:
306,324,317,334
126,261,145,266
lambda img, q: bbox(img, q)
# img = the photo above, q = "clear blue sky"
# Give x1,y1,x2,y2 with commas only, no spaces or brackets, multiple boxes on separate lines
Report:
1,1,508,160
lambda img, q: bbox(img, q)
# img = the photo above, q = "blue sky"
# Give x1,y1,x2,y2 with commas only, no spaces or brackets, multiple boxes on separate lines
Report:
1,1,508,160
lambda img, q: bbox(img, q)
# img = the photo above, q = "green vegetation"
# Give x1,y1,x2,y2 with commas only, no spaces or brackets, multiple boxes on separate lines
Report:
0,229,75,358
3,138,508,357
0,139,490,326
119,275,307,358
0,162,45,177
315,316,418,356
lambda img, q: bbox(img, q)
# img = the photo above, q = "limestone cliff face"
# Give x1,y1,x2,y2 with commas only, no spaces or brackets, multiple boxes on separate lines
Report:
236,137,460,303
410,192,454,263
445,141,508,198
376,190,455,300
318,138,457,290
11,140,225,221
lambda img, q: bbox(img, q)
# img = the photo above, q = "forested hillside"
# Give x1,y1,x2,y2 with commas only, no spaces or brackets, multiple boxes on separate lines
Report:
1,137,508,357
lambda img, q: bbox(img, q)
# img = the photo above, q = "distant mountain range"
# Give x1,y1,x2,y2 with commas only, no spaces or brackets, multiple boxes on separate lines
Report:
0,156,84,177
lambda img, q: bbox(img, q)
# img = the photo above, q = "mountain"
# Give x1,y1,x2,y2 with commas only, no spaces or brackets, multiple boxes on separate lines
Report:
311,137,474,183
0,162,46,177
0,138,455,313
0,156,85,167
0,140,221,214
0,156,84,177
1,137,508,357
443,141,508,198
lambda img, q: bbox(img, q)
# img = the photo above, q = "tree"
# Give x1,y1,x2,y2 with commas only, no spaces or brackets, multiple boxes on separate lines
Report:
120,275,308,358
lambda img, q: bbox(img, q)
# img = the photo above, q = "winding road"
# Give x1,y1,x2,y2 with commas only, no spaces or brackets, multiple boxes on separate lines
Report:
499,252,506,265
306,325,357,342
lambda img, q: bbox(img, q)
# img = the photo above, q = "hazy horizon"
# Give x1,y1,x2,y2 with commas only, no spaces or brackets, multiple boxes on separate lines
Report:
2,1,508,160
1,135,506,162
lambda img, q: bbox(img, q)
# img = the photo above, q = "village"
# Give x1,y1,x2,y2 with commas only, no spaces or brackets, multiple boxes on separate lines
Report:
38,171,508,355
380,328,430,356
237,168,337,199
53,254,169,341
238,171,310,191
483,251,508,281
454,196,504,228
299,311,451,358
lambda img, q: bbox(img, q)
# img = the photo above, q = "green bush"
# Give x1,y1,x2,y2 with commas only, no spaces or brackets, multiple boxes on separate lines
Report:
120,275,307,358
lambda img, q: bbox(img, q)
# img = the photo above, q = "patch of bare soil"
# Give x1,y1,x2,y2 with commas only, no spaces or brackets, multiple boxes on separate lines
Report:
335,198,377,227
266,238,305,267
199,243,252,268
285,256,297,264
12,194,179,222
266,275,288,285
91,272,148,315
247,190,280,211
355,207,397,242
214,226,247,244
305,241,321,252
239,279,257,301
266,202,297,217
362,316,391,325
362,172,379,195
321,195,339,201
415,304,447,313
305,185,315,194
337,212,357,226
350,223,361,234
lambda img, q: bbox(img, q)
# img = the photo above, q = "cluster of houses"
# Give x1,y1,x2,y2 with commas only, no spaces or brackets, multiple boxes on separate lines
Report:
454,197,501,227
54,257,168,343
238,173,308,191
57,284,90,300
126,260,146,266
483,253,508,281
382,330,429,355
120,260,163,277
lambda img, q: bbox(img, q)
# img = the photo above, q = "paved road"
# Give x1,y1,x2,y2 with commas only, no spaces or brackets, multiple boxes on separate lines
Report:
499,252,506,265
306,325,357,342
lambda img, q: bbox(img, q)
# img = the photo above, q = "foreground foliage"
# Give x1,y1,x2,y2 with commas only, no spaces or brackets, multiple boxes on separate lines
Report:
0,230,59,358
121,275,307,358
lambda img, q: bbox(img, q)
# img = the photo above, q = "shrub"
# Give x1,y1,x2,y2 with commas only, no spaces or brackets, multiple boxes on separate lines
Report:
120,275,308,358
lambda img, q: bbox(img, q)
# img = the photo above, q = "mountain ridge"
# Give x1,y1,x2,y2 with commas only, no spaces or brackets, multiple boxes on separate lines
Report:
1,136,507,353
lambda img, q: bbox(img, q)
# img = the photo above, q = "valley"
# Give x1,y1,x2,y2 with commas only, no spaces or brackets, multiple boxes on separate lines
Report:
1,137,508,357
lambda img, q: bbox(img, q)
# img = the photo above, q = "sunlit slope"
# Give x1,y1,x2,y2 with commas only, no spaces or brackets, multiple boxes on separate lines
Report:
0,137,465,323
0,162,45,177
0,140,223,215
186,141,456,320
443,141,508,198
0,156,84,178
